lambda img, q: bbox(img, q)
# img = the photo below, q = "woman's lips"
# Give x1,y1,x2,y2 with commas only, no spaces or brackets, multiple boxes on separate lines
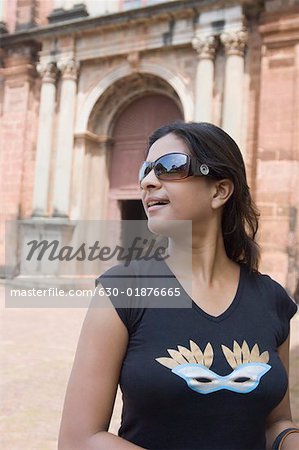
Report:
147,203,170,212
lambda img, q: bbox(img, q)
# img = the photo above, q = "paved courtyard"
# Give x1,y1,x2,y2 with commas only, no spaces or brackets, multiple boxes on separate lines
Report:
1,283,298,449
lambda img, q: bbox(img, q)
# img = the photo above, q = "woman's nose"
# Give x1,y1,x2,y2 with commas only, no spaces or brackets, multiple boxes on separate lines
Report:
140,169,162,190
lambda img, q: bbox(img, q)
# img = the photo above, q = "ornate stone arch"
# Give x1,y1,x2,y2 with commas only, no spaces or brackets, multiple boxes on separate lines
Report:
87,72,183,137
71,64,190,221
75,62,193,134
140,61,193,119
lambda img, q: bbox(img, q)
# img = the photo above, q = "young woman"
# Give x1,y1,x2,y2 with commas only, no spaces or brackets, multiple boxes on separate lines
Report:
58,122,298,450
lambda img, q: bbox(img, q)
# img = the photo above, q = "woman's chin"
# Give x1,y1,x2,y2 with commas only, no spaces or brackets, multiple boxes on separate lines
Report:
147,216,169,236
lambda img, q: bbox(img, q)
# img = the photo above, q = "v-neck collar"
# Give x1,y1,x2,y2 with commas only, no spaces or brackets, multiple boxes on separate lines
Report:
159,259,245,322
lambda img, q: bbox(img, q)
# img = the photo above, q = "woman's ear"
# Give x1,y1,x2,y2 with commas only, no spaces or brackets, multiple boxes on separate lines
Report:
211,179,234,210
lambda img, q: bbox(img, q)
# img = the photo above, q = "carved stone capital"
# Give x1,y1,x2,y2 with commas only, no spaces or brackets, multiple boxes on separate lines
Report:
192,35,217,60
220,29,248,57
36,62,58,83
57,58,79,80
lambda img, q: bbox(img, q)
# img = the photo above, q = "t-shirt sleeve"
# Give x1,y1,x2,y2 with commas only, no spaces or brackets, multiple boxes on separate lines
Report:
95,262,143,335
273,280,298,346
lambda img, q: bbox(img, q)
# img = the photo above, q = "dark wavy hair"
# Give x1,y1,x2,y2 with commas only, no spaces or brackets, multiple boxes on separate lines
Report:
147,121,260,272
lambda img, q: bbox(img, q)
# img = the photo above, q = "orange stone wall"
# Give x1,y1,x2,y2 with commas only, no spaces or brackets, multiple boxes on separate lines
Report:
256,8,299,289
0,44,41,272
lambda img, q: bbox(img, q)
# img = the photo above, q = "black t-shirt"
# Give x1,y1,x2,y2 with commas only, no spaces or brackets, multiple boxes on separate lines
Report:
96,259,297,450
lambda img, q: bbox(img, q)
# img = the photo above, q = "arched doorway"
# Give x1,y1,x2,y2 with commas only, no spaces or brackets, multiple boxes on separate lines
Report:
108,93,183,220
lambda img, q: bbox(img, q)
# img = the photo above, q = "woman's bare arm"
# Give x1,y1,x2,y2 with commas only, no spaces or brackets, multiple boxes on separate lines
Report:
58,287,145,449
266,335,299,450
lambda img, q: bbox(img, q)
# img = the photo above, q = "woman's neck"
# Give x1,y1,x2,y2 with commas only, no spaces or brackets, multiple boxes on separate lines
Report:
166,231,235,285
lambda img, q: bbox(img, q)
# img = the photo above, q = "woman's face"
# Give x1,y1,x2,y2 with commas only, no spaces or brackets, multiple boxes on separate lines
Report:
140,133,217,234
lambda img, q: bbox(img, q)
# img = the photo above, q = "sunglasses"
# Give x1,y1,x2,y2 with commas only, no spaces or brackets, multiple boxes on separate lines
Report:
139,152,210,183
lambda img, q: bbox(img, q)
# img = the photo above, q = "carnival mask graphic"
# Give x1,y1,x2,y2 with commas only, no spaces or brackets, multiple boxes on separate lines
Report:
156,340,271,394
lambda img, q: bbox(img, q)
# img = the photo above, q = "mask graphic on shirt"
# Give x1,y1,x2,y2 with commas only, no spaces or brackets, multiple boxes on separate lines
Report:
156,340,271,395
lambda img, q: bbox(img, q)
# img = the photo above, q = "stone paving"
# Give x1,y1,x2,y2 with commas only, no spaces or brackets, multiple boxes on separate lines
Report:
1,283,298,450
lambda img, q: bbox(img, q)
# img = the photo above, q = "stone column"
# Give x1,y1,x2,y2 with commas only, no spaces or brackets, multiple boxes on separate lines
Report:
220,29,247,145
52,58,79,217
32,62,57,216
192,35,217,122
71,133,111,220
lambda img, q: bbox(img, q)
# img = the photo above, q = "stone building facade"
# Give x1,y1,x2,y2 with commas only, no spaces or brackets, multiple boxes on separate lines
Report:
0,0,298,292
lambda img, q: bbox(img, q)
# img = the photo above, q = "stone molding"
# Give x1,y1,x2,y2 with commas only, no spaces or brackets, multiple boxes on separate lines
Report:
220,29,248,56
74,131,112,146
36,62,58,83
1,43,39,80
1,0,201,46
259,9,299,47
57,59,79,81
192,35,218,60
48,4,89,24
1,64,35,80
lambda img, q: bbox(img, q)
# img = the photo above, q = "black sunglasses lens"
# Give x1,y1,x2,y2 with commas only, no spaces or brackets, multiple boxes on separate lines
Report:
139,154,190,182
139,162,152,182
156,154,189,180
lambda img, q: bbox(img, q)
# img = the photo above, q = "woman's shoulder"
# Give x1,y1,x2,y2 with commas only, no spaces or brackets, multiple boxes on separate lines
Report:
251,268,290,296
246,267,297,317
